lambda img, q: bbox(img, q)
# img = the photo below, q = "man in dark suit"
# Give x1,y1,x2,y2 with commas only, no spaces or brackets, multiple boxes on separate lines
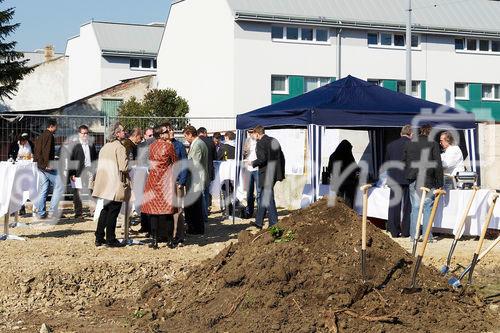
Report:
384,125,413,238
68,125,98,218
250,125,285,229
197,127,216,223
403,124,444,242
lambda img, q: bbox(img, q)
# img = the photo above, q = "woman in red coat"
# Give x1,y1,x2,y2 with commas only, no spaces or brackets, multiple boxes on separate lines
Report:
141,126,177,249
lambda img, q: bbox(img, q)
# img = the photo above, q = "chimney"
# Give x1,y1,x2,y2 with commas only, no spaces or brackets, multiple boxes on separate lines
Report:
44,45,55,62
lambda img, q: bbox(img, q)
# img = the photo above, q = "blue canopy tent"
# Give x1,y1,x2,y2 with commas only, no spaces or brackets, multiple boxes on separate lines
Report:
233,75,477,211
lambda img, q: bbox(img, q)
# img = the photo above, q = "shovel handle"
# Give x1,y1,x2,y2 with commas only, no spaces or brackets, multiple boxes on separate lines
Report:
415,187,431,241
417,190,446,257
453,186,479,241
360,184,372,251
473,193,498,256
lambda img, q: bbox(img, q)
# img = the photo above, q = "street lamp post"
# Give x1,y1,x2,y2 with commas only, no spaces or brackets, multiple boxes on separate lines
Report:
406,0,412,96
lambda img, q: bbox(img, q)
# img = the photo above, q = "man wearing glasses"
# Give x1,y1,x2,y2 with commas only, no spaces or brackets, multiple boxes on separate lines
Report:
68,125,98,219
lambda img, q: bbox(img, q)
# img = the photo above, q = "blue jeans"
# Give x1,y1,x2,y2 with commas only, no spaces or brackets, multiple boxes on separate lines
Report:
409,181,435,241
36,169,64,217
255,186,278,227
245,170,260,216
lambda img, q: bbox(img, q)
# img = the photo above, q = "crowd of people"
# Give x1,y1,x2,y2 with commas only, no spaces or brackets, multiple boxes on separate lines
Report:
15,119,286,248
325,124,466,241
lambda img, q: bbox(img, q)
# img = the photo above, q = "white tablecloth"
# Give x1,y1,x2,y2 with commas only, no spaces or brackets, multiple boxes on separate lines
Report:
352,187,500,236
210,160,246,202
0,161,39,216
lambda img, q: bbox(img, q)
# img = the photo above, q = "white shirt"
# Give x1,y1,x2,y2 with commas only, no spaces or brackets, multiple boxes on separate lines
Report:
17,141,32,158
245,137,258,172
441,145,464,176
80,139,92,167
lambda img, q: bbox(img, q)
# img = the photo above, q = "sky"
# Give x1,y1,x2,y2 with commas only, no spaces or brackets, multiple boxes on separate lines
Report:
3,0,172,53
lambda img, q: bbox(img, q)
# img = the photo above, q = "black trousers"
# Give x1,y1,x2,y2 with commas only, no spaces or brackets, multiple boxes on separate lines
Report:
388,185,411,237
140,213,151,233
149,214,174,242
95,200,123,242
185,193,204,235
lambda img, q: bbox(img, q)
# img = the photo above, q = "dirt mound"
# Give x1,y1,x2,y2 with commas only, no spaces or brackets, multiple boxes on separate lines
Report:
133,199,497,333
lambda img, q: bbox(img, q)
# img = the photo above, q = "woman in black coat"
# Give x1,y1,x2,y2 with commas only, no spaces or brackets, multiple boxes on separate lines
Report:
327,140,359,208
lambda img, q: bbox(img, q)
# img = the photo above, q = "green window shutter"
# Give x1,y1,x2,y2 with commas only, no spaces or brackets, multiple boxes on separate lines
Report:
421,81,426,100
101,99,123,118
382,80,397,91
455,83,500,121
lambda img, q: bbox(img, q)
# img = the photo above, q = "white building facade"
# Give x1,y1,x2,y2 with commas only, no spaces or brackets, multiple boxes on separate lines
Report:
66,21,164,103
158,0,500,122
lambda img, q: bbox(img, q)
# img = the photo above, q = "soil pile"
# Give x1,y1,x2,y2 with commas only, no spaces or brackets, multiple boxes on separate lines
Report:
134,198,498,333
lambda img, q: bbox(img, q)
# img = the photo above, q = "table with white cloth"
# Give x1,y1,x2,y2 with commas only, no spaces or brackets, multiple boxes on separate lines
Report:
210,160,247,203
0,161,39,240
352,187,500,236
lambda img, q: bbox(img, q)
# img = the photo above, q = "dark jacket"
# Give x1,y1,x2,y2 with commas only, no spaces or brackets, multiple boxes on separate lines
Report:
34,129,55,170
252,134,286,187
385,136,411,185
403,135,444,189
171,138,188,186
200,136,216,181
122,138,137,160
8,140,34,160
68,141,98,177
327,140,359,186
217,143,235,160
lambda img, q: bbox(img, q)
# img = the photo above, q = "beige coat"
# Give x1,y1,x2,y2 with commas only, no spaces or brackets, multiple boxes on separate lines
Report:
187,137,208,193
92,140,130,202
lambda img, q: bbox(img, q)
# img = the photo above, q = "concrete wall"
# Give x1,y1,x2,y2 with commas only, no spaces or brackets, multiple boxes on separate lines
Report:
477,123,500,189
157,0,236,118
0,57,68,112
66,24,102,102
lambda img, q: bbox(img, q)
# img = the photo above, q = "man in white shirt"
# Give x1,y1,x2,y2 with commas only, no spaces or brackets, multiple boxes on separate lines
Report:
439,131,465,189
68,125,98,218
244,129,260,218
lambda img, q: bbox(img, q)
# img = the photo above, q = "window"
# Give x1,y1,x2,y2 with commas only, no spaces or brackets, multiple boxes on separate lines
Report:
304,77,331,93
397,81,421,97
141,59,152,68
319,77,331,86
482,84,500,100
272,26,329,44
130,59,140,68
455,38,464,50
367,33,378,45
367,79,382,86
153,59,157,68
467,39,477,51
411,35,419,47
367,32,420,48
271,75,288,94
479,40,489,51
286,27,299,40
394,34,405,47
130,58,156,70
316,29,328,42
381,33,392,46
454,83,468,100
301,28,313,41
492,40,500,52
271,26,283,39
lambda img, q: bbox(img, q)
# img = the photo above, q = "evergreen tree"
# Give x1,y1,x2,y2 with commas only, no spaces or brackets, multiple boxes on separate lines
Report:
0,0,33,101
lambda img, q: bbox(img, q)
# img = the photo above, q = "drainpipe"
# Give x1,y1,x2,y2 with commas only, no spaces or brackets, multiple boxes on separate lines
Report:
336,28,342,79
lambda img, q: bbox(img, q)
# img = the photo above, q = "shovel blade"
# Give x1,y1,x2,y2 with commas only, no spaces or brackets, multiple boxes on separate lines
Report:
440,265,449,275
448,276,462,289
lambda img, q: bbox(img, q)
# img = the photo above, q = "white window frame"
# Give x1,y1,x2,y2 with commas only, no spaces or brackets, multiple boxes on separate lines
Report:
271,25,330,45
367,32,421,50
481,83,500,101
456,38,500,55
303,77,331,93
130,58,157,71
367,79,383,86
454,83,469,100
271,75,289,94
397,80,421,98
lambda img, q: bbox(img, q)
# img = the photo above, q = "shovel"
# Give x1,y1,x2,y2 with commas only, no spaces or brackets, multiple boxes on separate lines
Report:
403,189,446,294
464,192,499,286
360,184,372,283
412,187,430,256
440,186,479,275
449,235,500,288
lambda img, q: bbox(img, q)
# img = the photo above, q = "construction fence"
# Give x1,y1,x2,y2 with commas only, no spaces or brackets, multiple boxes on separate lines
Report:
0,114,236,160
